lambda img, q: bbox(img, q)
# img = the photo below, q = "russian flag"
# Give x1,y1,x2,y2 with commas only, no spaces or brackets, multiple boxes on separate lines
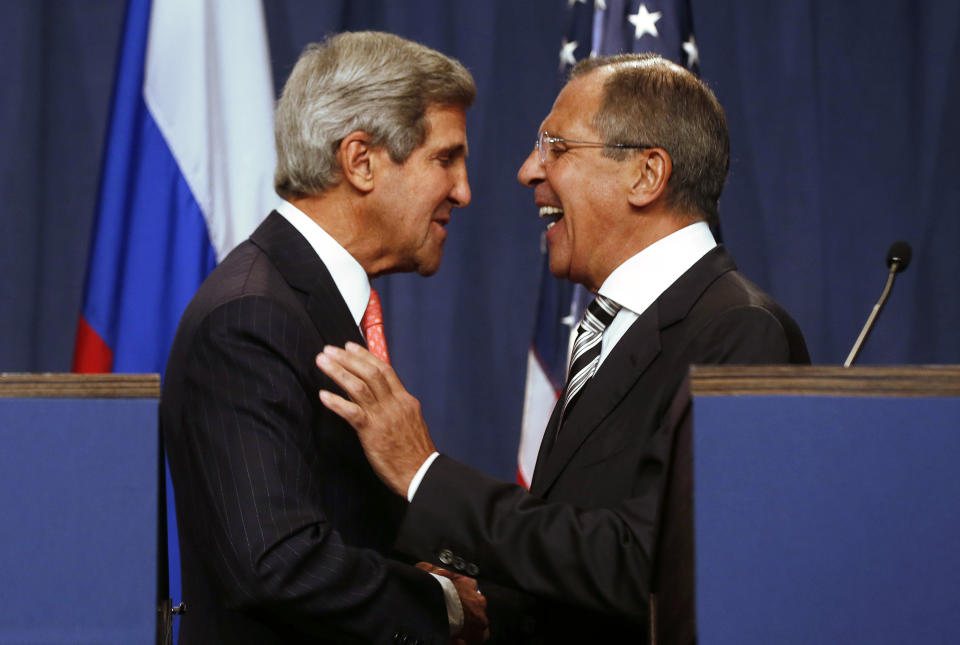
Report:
72,0,277,628
73,0,277,374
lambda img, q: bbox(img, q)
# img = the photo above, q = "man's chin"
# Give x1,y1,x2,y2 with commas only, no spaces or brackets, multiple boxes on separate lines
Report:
547,256,571,282
415,252,443,277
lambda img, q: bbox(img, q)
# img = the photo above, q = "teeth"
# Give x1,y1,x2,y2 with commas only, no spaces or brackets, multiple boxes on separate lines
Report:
539,206,563,218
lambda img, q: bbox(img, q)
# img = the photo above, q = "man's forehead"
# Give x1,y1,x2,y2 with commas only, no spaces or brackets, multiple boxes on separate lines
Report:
541,73,604,133
424,104,467,131
420,104,469,153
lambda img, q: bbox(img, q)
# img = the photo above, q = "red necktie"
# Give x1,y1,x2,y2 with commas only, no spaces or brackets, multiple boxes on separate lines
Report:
361,288,390,364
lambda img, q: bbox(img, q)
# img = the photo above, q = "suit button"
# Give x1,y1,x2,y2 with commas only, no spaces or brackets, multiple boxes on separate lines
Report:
392,632,401,643
452,556,466,571
438,549,454,565
465,563,479,576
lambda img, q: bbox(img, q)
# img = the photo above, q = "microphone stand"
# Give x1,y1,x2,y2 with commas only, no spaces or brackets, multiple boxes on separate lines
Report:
843,261,901,367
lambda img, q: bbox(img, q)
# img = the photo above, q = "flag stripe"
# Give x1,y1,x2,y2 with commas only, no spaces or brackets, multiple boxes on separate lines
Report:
144,0,277,262
72,317,113,373
79,86,218,373
518,348,560,487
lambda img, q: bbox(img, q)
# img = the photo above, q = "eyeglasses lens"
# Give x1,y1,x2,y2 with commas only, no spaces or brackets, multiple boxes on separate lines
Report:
537,131,548,164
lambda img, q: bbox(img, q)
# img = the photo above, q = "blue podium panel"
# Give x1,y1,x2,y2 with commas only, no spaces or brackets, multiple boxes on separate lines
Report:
0,398,157,644
694,395,960,645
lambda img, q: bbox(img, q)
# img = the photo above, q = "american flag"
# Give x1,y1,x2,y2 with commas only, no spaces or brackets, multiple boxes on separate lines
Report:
517,0,699,487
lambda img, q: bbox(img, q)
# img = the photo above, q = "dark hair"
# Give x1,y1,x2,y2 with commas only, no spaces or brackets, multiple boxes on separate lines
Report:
571,53,729,224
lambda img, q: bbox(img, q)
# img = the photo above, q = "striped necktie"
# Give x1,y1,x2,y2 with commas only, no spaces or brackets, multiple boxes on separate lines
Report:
558,295,621,425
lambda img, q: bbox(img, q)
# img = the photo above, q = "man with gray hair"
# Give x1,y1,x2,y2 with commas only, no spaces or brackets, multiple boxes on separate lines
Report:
317,53,809,643
161,31,486,644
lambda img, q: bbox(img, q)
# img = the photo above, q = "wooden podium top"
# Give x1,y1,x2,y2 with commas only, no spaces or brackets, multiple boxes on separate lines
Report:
690,365,960,397
0,373,160,398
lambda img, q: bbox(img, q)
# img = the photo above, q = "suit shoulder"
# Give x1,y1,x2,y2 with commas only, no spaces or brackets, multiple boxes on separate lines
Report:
175,241,307,336
695,270,792,324
684,270,810,363
166,242,309,364
194,241,288,305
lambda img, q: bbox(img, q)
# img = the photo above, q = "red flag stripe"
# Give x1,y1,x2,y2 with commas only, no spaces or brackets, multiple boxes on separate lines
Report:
72,316,113,373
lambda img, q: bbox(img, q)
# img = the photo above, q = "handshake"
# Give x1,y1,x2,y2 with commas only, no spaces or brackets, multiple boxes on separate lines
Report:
417,562,489,645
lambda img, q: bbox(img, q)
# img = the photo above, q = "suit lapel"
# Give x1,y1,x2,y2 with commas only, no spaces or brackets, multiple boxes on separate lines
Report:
530,307,661,496
529,246,738,497
250,211,365,348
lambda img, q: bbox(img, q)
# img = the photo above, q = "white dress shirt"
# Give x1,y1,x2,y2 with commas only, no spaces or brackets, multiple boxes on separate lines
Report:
408,221,717,500
276,200,370,327
596,220,717,365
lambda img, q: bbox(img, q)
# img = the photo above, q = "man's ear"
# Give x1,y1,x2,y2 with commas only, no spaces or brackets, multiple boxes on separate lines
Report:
627,148,672,208
337,131,378,193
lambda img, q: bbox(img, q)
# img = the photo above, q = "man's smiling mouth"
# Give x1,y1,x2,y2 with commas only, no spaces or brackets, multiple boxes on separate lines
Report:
539,205,564,229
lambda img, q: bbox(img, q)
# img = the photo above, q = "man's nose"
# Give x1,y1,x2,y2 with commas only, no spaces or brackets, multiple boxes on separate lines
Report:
450,165,471,207
517,148,543,187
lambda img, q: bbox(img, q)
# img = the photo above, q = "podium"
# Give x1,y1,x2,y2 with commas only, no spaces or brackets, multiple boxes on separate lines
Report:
654,365,960,644
0,374,163,645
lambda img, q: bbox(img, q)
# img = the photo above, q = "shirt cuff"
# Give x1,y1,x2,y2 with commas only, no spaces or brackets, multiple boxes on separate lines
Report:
407,451,440,502
430,572,463,635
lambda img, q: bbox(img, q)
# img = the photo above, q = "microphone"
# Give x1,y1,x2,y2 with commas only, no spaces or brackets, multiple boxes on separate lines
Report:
843,241,912,367
886,241,912,273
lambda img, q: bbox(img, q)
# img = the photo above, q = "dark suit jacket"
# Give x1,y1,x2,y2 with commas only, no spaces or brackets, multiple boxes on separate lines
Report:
161,212,448,644
395,246,810,643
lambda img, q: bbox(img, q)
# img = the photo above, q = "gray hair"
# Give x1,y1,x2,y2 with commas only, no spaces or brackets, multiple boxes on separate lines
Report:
274,31,476,199
571,54,729,224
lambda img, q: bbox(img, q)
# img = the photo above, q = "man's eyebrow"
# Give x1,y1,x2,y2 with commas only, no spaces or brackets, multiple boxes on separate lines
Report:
438,142,468,157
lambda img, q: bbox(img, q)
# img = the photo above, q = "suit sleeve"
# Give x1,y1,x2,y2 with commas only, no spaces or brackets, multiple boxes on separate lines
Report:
174,295,448,643
394,303,805,623
398,454,662,621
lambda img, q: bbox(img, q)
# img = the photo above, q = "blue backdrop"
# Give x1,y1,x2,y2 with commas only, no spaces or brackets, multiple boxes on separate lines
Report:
2,0,958,483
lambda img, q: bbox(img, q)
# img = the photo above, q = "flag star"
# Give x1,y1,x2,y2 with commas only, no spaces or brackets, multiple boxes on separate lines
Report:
595,0,607,9
683,34,699,68
560,38,579,68
568,0,588,6
627,3,662,40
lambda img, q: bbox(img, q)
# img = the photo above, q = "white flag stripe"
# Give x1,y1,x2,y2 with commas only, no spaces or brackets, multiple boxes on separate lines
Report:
144,0,278,261
518,351,557,486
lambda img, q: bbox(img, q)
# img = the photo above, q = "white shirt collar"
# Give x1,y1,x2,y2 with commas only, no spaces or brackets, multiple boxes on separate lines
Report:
598,221,717,317
275,200,370,326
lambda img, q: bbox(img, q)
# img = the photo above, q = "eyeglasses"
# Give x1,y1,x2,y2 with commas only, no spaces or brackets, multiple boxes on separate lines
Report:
536,130,651,164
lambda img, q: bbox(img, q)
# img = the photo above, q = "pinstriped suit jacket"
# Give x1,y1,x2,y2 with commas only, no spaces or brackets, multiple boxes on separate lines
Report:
161,212,448,644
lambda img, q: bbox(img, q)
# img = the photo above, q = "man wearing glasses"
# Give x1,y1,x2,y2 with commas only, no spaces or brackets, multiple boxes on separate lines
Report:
317,53,810,642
